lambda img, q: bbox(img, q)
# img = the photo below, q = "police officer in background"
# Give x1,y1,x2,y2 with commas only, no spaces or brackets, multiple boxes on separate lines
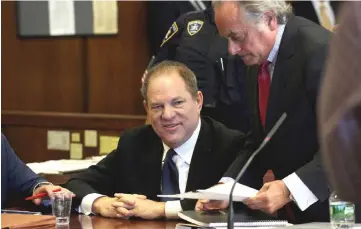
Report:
147,1,210,55
152,7,249,132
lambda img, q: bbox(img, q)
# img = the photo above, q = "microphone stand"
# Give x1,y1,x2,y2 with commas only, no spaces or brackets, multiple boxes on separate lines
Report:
227,113,287,229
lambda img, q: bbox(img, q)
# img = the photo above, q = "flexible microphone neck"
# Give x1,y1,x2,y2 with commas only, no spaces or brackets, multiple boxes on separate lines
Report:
227,113,287,229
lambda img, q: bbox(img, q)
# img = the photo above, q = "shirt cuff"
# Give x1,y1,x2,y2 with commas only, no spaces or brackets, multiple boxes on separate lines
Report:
165,200,182,219
78,193,105,215
283,173,318,211
219,177,235,184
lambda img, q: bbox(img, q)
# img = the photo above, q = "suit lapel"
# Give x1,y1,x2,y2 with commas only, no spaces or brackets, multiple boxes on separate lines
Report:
185,119,212,192
139,132,164,198
246,65,265,141
265,19,297,132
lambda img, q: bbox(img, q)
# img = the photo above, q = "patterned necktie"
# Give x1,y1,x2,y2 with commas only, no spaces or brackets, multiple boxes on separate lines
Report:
258,61,271,128
161,149,180,201
319,1,333,31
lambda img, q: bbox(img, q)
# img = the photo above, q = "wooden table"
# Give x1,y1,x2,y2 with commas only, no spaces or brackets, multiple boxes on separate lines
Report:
64,214,181,229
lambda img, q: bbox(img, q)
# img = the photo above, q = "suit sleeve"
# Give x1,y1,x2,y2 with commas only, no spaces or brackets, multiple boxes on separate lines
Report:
295,43,330,201
2,134,46,197
65,148,120,207
221,131,267,190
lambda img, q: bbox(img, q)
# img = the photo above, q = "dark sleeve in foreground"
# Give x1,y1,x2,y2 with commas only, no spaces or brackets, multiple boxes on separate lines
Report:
318,1,361,203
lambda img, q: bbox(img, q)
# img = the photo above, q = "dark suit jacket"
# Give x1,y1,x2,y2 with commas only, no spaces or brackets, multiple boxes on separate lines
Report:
319,1,361,222
290,1,342,25
65,117,247,211
225,16,332,223
1,134,46,207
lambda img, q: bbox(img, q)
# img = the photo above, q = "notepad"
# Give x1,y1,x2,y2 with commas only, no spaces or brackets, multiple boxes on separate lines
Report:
178,210,289,227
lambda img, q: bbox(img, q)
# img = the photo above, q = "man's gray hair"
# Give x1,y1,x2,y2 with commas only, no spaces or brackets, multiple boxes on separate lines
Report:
140,60,199,102
212,0,293,25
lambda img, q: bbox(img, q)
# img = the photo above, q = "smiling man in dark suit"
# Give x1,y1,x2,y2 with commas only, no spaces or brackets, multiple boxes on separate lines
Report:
65,61,247,219
197,0,332,223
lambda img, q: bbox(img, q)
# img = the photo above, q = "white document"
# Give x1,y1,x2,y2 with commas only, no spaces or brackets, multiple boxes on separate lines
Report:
48,0,75,36
158,182,258,202
27,156,105,174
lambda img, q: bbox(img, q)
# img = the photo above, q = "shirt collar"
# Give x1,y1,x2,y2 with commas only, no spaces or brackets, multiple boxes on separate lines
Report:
162,118,201,164
267,24,285,64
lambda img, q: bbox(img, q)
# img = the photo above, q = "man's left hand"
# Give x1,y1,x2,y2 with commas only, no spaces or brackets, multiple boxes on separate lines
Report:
114,194,165,220
243,180,291,214
33,185,74,205
130,198,165,220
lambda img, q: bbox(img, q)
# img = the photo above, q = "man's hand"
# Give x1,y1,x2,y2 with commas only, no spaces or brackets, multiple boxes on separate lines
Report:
32,185,74,205
113,193,165,220
92,196,123,218
195,199,229,211
111,193,147,218
243,180,291,214
130,199,165,220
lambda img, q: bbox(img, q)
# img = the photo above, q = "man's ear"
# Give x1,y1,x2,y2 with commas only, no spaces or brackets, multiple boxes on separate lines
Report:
263,11,277,31
143,100,149,114
196,91,203,111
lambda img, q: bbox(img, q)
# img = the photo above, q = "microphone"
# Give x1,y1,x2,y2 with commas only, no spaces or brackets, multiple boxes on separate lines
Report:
227,113,287,229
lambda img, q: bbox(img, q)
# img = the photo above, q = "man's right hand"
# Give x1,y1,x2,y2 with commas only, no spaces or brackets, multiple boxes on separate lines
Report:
92,196,133,218
195,199,229,211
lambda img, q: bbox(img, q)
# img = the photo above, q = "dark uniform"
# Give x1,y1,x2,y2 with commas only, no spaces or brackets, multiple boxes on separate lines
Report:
147,1,210,55
153,7,249,132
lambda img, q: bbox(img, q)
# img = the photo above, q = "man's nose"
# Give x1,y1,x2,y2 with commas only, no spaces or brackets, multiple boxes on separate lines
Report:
228,40,242,55
162,105,176,119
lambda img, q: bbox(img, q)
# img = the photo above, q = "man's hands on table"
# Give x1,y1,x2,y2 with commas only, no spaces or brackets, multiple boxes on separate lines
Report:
91,193,165,220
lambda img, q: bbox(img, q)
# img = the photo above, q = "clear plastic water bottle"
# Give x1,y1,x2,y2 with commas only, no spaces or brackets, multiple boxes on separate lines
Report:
329,191,355,229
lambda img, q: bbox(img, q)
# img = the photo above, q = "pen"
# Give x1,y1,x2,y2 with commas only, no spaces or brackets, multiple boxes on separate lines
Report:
25,188,61,200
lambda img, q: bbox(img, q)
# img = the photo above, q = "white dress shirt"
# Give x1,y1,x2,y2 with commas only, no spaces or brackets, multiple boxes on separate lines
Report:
220,23,318,211
311,0,336,27
78,118,201,219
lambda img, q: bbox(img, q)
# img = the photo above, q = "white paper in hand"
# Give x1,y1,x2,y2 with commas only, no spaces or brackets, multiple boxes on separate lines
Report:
157,182,258,201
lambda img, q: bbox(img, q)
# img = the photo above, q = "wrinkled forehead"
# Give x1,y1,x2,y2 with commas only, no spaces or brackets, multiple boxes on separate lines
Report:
214,2,249,37
148,72,187,95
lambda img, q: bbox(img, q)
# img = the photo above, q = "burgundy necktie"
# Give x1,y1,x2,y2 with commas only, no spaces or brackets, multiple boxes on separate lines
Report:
258,61,271,128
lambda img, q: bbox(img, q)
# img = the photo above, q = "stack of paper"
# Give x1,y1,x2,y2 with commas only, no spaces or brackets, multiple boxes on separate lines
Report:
27,156,106,175
158,182,258,201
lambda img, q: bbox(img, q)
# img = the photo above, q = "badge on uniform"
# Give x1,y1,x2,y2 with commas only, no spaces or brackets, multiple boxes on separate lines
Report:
187,20,204,36
161,22,178,47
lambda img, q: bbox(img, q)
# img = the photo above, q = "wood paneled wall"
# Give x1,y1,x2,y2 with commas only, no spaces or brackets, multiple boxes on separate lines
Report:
1,1,149,115
2,111,146,163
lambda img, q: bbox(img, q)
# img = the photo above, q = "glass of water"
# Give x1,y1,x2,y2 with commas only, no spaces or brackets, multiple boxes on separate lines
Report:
52,192,72,225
